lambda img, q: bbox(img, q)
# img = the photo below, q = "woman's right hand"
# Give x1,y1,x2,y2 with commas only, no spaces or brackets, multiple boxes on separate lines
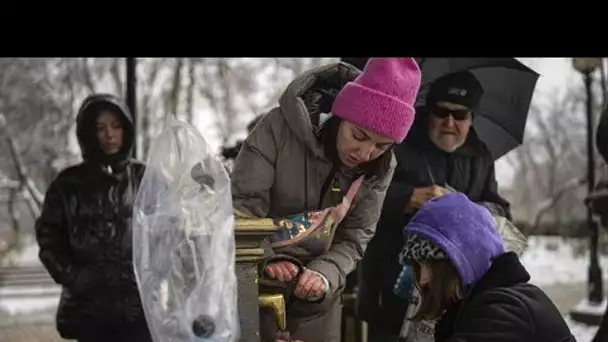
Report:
264,261,299,282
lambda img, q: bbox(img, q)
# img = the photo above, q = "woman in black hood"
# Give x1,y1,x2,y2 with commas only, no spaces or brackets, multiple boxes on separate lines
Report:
35,94,150,342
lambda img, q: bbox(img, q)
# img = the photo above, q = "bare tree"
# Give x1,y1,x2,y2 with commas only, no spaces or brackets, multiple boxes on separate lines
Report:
110,58,124,97
507,82,588,225
0,58,78,187
198,58,257,145
165,58,185,120
185,58,198,123
139,58,165,160
194,58,336,146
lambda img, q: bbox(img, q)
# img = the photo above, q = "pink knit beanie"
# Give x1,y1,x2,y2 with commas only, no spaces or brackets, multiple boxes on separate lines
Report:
331,58,421,143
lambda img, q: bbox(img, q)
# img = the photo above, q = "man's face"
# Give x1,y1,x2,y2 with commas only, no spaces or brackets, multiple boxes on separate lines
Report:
428,101,472,153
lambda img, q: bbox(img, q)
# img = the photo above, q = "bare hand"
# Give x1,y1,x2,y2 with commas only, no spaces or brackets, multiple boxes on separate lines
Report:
408,185,450,211
264,261,299,282
293,269,327,300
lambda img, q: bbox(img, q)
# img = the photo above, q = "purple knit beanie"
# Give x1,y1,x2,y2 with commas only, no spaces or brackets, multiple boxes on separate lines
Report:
331,58,421,143
402,192,505,286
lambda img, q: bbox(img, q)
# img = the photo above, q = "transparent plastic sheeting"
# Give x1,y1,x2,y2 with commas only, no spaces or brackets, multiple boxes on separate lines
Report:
492,214,528,256
132,118,239,342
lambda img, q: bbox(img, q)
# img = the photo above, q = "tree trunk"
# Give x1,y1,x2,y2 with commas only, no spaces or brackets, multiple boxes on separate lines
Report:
141,59,163,160
81,58,97,94
186,59,197,123
110,58,124,97
166,58,184,119
8,187,20,233
216,59,235,145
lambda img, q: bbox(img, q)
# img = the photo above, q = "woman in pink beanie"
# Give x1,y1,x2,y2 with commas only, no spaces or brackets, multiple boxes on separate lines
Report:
231,58,421,342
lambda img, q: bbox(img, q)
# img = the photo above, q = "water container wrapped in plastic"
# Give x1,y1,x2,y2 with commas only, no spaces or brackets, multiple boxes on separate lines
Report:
132,118,239,342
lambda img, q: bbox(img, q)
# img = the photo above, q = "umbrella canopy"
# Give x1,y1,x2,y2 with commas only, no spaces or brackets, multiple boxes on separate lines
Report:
340,58,540,160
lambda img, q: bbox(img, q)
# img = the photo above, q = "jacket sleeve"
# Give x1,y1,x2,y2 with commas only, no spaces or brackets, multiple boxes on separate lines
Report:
307,157,395,296
35,180,76,287
231,111,277,218
478,162,512,221
448,290,533,342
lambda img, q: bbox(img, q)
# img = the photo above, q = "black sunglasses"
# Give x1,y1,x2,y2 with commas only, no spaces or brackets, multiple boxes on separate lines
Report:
431,106,472,121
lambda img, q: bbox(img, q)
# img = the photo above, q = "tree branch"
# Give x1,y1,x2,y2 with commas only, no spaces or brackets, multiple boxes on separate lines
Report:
0,113,43,216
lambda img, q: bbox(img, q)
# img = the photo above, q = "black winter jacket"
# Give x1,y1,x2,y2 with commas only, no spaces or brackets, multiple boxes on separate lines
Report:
435,252,575,342
35,94,146,339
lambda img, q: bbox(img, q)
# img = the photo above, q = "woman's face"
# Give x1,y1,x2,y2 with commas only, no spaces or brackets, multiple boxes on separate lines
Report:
335,121,393,168
96,110,123,155
418,262,432,286
410,260,463,321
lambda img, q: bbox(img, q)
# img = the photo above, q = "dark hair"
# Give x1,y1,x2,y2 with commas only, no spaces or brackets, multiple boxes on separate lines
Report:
409,259,464,321
318,115,393,179
87,102,127,128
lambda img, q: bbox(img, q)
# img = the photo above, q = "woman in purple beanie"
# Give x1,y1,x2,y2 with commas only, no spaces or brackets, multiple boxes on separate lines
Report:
396,192,575,342
231,58,422,342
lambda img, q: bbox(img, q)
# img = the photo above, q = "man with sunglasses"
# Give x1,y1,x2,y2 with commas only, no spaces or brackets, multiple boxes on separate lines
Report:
358,71,512,342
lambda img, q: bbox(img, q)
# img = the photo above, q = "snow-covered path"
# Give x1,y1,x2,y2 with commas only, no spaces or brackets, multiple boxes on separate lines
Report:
565,316,599,342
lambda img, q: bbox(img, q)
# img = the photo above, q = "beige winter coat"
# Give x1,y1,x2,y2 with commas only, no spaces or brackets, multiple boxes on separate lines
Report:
231,62,396,342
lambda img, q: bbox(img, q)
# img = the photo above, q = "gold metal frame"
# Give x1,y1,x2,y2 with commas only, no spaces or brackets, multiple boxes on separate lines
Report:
258,293,287,331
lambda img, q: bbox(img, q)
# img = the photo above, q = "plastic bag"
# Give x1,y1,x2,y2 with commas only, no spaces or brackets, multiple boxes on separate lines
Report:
492,214,528,256
132,118,239,342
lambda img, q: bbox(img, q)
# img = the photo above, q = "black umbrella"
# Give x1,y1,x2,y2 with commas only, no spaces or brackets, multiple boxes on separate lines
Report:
340,57,541,160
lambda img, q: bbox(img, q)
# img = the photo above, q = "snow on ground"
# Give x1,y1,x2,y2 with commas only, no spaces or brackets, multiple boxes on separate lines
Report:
517,236,604,340
1,235,42,267
0,296,59,316
520,235,608,287
565,315,600,342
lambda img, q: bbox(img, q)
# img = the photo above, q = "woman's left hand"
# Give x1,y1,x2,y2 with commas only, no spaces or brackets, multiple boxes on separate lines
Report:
293,269,327,300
